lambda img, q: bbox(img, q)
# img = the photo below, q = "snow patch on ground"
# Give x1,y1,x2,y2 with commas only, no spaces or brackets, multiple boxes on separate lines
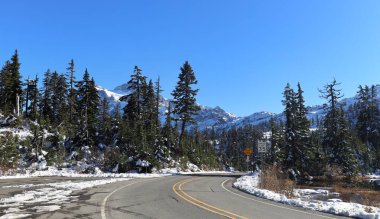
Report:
233,172,380,219
365,170,380,179
0,128,32,140
0,166,172,179
0,178,131,219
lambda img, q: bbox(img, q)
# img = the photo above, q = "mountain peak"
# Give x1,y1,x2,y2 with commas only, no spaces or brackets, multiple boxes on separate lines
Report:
113,83,129,93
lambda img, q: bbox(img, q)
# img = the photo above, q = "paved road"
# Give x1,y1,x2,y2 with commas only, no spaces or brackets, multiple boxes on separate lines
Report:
27,175,348,219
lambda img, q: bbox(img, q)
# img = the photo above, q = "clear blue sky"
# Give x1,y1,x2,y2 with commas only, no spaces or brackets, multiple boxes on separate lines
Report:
1,0,380,116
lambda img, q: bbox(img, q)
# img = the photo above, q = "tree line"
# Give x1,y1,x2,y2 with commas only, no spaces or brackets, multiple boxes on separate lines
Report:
0,50,219,172
215,80,380,178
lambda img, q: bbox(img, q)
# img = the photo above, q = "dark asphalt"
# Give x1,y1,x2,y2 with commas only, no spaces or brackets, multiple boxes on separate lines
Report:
0,175,350,219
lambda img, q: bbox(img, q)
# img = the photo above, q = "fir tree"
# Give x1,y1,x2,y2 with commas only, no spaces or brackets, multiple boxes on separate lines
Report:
282,83,297,169
75,69,99,159
98,97,112,146
155,77,163,132
171,61,200,158
294,83,311,175
2,51,23,115
66,59,76,122
40,69,53,125
320,80,358,176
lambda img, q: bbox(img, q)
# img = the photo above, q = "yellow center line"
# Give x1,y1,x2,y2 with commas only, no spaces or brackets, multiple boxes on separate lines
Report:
178,179,248,219
172,177,248,219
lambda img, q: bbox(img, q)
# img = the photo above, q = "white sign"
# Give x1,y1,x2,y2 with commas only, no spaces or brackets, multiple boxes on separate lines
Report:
257,140,268,153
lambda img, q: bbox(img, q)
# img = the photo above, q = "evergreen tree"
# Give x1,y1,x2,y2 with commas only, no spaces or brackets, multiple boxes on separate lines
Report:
120,66,148,158
121,66,147,121
40,69,53,125
143,80,157,152
25,76,39,121
98,97,112,147
282,83,297,169
75,69,99,159
269,117,283,164
356,85,380,170
294,83,311,174
155,77,163,132
2,51,23,115
162,102,175,156
66,59,76,122
320,80,358,176
171,61,200,158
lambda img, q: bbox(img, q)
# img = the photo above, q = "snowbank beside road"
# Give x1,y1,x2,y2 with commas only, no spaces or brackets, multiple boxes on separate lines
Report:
233,172,380,219
365,170,380,179
0,166,172,179
0,178,132,219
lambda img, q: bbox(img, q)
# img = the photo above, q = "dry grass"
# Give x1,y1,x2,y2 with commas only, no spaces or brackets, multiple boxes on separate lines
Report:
332,185,380,208
0,166,18,175
259,165,295,198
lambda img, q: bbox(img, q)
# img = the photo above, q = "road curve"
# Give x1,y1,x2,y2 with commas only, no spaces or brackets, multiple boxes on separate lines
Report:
102,175,348,219
36,175,349,219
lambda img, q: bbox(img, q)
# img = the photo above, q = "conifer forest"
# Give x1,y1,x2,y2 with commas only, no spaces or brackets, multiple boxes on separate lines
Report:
0,50,380,178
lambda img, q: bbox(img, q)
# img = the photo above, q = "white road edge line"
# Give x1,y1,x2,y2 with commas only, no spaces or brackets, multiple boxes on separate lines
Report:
221,179,336,219
100,178,159,219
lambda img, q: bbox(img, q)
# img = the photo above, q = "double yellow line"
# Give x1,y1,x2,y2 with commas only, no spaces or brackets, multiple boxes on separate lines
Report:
172,177,248,219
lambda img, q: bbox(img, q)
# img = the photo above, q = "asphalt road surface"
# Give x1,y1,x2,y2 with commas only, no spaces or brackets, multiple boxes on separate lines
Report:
1,175,349,219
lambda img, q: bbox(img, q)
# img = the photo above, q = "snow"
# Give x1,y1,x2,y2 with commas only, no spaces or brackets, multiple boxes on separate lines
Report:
0,178,132,218
0,128,32,140
136,159,150,167
233,172,380,219
0,166,172,179
365,170,380,179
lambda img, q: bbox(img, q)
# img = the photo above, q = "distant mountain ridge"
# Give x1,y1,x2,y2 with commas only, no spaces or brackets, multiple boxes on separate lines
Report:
97,84,380,131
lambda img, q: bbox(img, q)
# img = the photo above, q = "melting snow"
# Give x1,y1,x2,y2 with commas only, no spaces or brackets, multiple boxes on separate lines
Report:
0,178,132,218
233,172,380,219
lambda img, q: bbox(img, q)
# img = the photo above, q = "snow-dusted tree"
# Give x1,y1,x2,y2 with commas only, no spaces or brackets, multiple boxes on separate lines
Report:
98,97,112,147
269,117,284,164
294,83,311,174
75,69,99,158
282,83,297,169
0,51,23,115
355,85,380,171
320,80,358,176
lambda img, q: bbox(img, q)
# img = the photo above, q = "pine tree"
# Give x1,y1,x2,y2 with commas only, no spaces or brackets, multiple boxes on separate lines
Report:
162,102,175,156
66,59,76,122
26,76,39,121
320,80,358,176
155,77,163,132
98,97,112,146
75,69,99,159
319,79,343,161
356,85,380,171
171,61,200,158
120,66,148,158
40,69,53,125
2,51,23,115
269,117,283,164
282,83,297,169
294,83,311,175
143,80,157,152
121,66,147,121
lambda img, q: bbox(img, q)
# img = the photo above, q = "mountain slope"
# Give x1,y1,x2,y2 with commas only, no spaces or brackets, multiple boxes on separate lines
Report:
97,84,380,131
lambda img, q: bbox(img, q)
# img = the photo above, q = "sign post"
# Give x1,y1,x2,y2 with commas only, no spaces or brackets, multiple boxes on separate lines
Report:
243,147,253,172
257,140,271,169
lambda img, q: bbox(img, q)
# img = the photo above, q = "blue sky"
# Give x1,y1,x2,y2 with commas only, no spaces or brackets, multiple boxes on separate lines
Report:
1,0,380,116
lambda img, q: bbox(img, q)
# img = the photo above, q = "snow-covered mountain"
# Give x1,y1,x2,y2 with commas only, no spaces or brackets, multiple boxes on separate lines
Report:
97,84,380,131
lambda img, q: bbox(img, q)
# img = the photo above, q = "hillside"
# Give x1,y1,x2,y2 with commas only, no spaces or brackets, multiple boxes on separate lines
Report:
97,84,380,130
